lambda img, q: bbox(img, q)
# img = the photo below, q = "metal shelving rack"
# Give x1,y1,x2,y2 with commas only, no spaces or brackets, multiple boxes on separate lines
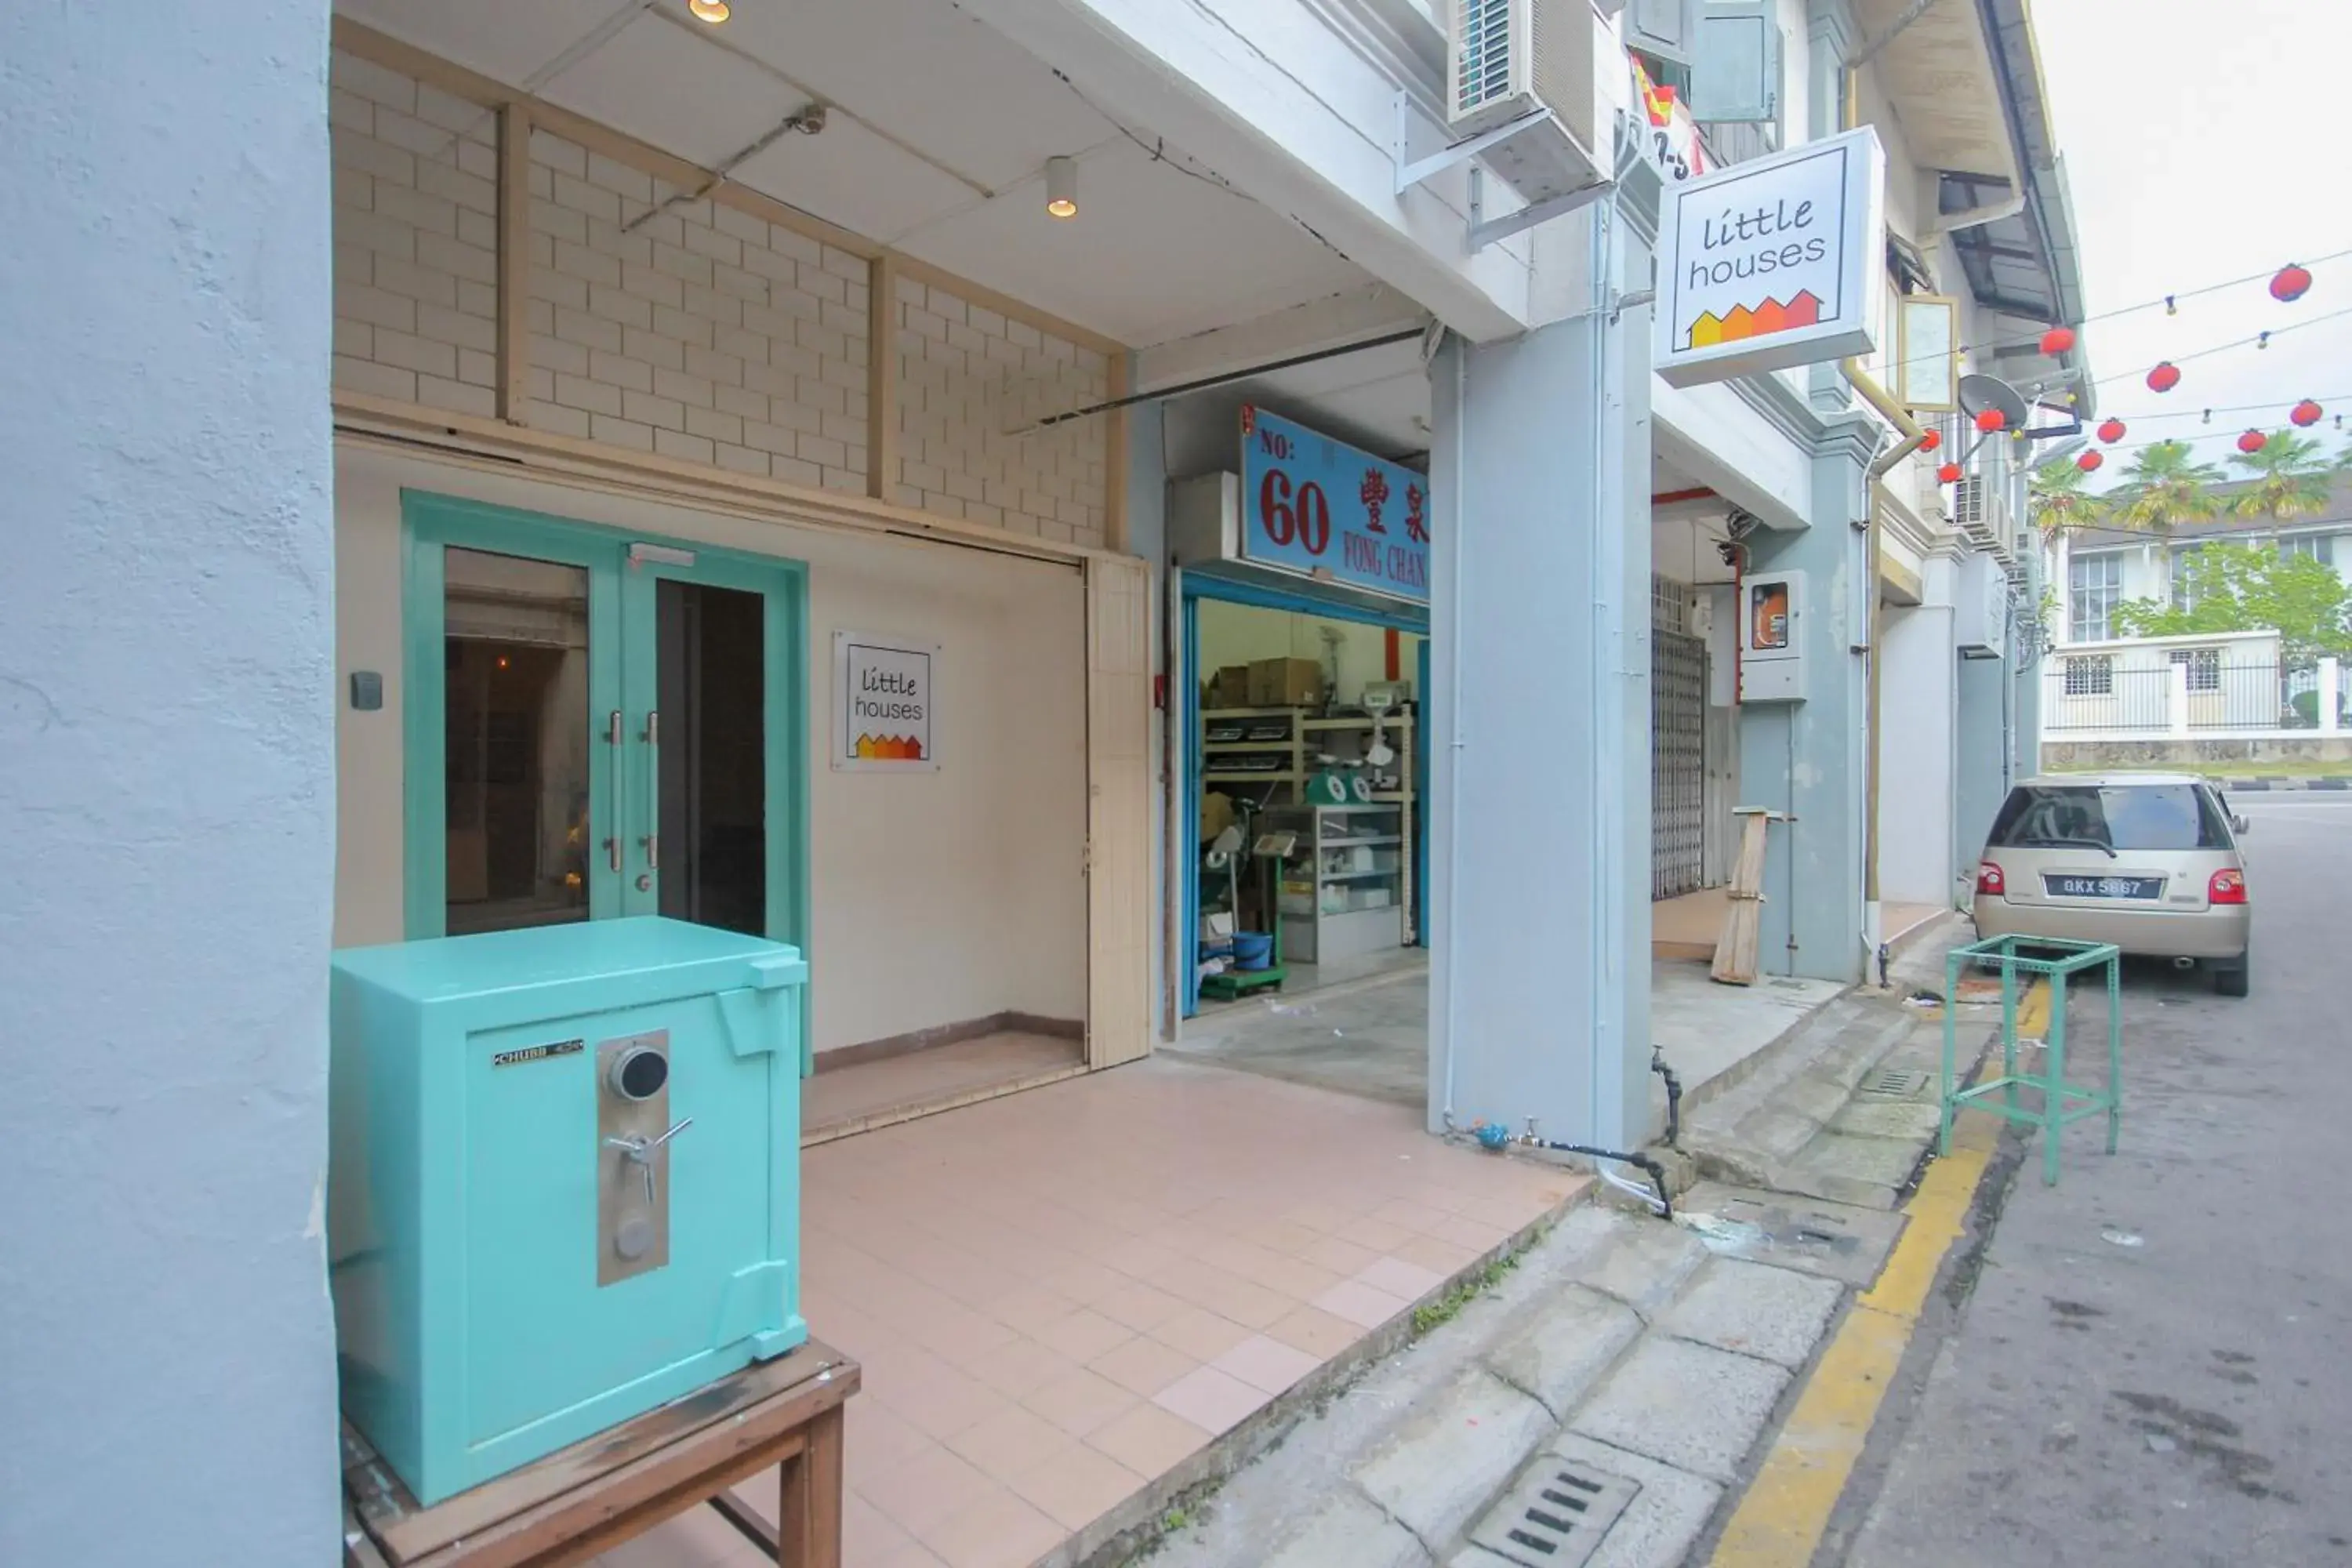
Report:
1200,706,1417,951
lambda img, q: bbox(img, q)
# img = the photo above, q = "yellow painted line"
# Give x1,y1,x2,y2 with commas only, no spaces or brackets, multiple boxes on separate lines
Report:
1708,981,2041,1566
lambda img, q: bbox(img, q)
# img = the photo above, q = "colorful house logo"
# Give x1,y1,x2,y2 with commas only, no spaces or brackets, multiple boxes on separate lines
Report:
853,733,925,761
1685,291,1823,350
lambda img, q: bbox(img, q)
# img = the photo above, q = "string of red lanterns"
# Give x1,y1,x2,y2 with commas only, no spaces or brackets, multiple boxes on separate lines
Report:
1926,261,2337,491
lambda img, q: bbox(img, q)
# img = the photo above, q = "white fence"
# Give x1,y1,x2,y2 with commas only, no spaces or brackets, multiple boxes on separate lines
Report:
2042,632,2343,741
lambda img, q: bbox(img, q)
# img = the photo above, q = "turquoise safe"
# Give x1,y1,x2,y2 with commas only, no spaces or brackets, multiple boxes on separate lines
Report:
328,917,809,1505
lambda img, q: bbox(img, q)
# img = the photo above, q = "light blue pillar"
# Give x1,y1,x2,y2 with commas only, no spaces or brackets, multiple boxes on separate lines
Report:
1955,653,2012,877
1736,425,1879,982
0,2,339,1564
1426,213,1653,1149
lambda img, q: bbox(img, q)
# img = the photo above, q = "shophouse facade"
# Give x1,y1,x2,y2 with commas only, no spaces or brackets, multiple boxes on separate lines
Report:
8,0,2089,1561
1646,0,2089,982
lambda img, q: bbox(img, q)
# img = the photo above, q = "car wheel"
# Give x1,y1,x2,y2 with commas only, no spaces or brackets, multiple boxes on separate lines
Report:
2215,946,2250,998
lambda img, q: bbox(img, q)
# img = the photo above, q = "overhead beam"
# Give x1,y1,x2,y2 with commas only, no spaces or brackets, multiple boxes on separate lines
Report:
1134,283,1429,395
952,0,1534,343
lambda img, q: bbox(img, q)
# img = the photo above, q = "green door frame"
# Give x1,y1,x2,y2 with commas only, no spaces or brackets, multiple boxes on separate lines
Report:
400,492,811,983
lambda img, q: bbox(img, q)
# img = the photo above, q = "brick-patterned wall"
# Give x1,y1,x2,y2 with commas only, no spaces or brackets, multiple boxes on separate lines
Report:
894,278,1109,548
329,49,501,416
523,130,869,494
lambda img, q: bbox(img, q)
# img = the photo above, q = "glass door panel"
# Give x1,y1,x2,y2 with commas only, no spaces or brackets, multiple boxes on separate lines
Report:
442,547,599,936
651,578,768,936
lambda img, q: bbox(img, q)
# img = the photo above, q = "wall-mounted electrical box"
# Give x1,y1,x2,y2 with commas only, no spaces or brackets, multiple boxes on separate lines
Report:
328,917,809,1505
1953,551,2010,659
1739,570,1806,702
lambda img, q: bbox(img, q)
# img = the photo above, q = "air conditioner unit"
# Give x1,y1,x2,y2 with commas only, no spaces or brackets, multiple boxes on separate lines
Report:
1446,0,1620,206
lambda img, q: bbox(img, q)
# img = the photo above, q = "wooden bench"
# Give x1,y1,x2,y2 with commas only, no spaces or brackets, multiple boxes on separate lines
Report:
342,1340,859,1568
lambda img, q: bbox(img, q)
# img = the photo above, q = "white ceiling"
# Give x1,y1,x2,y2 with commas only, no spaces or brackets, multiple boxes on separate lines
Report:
337,0,1370,347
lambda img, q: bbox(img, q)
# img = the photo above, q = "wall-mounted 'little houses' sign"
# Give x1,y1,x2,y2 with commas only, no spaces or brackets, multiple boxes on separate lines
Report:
1655,125,1886,388
834,631,938,771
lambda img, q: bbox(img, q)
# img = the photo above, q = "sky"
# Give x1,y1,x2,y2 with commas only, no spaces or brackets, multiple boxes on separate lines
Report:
2031,0,2352,487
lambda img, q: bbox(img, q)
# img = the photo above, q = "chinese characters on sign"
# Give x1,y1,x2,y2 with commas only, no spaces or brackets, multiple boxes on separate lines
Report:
833,630,938,771
1238,406,1429,604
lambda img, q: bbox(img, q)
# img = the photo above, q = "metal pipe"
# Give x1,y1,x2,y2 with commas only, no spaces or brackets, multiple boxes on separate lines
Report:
1843,64,1934,975
1651,1047,1684,1148
1016,328,1428,432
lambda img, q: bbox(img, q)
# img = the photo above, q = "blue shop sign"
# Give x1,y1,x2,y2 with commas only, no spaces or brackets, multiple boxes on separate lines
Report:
1239,406,1429,603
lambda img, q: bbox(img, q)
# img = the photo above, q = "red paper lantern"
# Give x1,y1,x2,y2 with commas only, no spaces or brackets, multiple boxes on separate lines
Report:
1974,408,2007,433
2097,417,2127,444
2271,263,2313,303
2238,429,2268,454
2292,399,2324,428
1937,462,1962,485
2039,325,2077,355
1919,428,1943,452
2077,450,2103,474
2147,361,2182,394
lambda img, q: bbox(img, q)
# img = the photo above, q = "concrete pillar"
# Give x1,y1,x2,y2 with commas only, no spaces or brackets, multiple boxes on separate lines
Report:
1954,653,2013,892
2321,657,2341,733
1734,429,1878,984
1427,212,1652,1150
1,3,339,1565
2169,662,2193,736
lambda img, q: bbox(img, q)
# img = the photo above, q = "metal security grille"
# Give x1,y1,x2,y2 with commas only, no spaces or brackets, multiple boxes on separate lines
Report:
1653,628,1707,901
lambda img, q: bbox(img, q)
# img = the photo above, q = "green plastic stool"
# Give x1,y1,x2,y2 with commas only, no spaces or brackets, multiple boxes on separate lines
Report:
1939,935,2122,1185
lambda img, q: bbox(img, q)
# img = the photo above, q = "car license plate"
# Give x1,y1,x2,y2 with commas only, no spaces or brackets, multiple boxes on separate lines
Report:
2042,874,2162,900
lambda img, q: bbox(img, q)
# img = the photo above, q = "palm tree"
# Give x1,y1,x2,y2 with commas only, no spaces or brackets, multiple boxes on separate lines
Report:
2029,456,2104,542
2108,439,2224,534
2227,429,2334,522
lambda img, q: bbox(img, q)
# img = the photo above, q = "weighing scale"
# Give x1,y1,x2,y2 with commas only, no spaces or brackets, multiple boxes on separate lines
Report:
1199,824,1298,1000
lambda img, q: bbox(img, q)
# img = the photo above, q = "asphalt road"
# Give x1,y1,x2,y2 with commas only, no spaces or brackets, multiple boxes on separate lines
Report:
1833,793,2352,1567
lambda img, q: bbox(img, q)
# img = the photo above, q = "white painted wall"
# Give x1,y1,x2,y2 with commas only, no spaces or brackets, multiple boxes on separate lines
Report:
1878,603,1959,905
2,2,341,1562
335,445,1089,1048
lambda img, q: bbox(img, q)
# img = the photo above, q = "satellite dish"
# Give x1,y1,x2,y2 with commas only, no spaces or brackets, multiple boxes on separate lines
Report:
1958,374,2031,430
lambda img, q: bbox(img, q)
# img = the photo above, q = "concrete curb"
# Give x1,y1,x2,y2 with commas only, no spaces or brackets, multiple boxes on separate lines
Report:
2222,775,2352,791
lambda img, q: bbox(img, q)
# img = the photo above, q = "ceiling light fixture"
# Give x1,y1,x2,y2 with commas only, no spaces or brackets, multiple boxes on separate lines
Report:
1044,156,1078,220
688,0,729,23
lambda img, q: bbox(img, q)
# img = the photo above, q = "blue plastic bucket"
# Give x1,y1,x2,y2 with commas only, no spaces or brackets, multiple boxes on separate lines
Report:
1232,932,1275,971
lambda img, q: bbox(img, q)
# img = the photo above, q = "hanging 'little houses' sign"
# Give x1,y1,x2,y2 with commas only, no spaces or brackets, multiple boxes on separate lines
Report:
834,630,938,771
1239,406,1428,604
1655,125,1886,388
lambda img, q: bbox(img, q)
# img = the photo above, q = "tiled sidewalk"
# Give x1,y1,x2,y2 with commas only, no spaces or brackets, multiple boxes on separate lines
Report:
588,1054,1584,1568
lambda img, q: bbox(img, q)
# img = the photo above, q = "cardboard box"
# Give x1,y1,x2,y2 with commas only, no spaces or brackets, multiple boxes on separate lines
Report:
1248,657,1323,707
1208,665,1253,709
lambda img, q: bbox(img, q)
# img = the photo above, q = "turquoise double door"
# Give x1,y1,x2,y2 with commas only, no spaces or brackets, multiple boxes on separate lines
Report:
401,493,807,955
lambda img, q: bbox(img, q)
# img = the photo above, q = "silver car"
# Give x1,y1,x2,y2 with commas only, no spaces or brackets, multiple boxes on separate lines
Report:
1970,774,2252,996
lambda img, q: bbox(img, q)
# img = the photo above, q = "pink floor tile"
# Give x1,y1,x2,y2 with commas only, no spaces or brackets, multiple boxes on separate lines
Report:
1022,1365,1142,1439
1355,1256,1446,1301
1007,1443,1148,1533
943,1404,1080,1484
1087,1334,1199,1399
1150,1364,1269,1436
1209,1334,1324,1396
854,1441,997,1541
1312,1277,1414,1330
916,1489,1068,1568
793,1054,1584,1566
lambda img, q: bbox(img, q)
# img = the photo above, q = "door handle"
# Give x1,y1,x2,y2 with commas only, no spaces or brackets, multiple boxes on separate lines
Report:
604,710,623,872
641,710,659,872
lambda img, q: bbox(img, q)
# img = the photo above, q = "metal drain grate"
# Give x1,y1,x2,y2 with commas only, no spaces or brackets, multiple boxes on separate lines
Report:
1467,1456,1640,1566
1857,1067,1933,1099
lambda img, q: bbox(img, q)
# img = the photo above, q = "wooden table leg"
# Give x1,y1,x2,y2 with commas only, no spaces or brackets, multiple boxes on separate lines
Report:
773,1405,843,1567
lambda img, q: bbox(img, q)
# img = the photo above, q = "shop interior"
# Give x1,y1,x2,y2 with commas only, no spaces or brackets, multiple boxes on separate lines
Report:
1190,596,1427,1014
